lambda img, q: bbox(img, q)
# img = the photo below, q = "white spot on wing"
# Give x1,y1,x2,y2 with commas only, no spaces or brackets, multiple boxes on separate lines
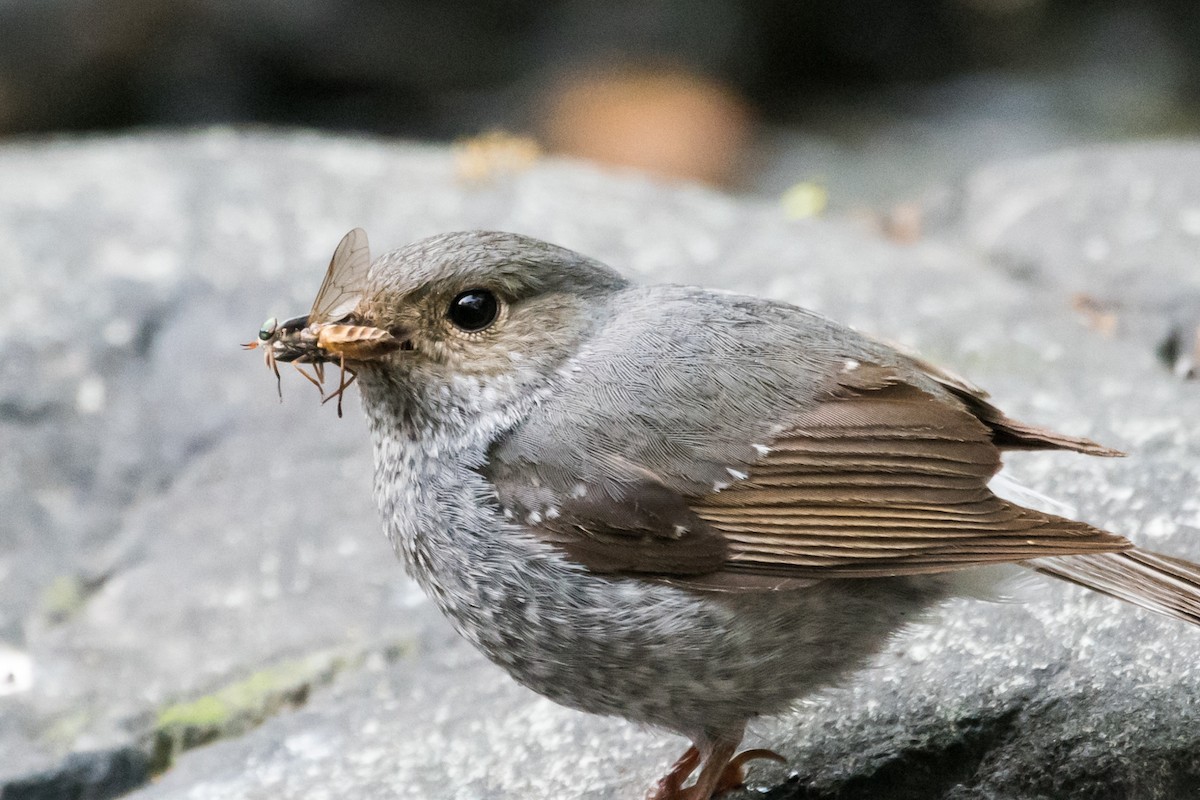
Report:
726,467,748,481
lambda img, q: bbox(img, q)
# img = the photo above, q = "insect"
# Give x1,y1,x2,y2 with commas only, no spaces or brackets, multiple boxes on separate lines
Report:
245,228,400,416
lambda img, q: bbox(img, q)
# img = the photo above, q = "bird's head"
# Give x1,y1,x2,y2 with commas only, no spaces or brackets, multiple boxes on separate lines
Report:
357,230,627,380
272,229,629,430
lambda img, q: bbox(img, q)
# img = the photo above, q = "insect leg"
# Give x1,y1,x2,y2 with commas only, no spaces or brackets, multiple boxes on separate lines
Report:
336,353,348,418
319,354,357,417
292,363,324,393
266,348,283,400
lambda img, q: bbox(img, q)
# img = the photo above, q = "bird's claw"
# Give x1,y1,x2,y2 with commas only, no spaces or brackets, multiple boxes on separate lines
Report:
649,746,786,799
713,748,787,794
649,746,700,800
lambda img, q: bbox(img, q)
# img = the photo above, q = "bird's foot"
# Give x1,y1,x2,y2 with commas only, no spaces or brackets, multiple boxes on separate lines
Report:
649,745,785,799
712,748,786,794
649,746,701,800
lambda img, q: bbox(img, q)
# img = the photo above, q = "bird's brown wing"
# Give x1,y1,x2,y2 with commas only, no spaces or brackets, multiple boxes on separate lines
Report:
490,361,1129,582
696,367,1128,580
520,458,730,575
907,353,1123,455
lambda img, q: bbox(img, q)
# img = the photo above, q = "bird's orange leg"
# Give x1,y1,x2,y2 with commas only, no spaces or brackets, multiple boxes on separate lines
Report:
649,739,786,800
678,740,738,800
648,746,700,800
712,748,787,794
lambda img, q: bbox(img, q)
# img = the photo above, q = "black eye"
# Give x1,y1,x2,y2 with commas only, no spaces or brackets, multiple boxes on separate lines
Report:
448,289,499,332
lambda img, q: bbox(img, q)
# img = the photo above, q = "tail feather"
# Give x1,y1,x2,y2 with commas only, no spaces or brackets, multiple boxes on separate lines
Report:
1029,549,1200,626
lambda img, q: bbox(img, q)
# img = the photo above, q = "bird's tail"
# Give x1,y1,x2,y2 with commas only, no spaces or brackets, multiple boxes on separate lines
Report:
1029,549,1200,626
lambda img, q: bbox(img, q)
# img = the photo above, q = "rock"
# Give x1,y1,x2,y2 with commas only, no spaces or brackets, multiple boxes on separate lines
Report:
1,130,1198,799
1,748,149,800
949,143,1200,381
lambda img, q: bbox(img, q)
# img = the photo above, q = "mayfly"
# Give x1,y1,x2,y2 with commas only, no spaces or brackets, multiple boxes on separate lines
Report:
244,228,400,416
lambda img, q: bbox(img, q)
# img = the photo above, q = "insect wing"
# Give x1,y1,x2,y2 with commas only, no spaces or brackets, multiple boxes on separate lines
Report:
309,227,372,324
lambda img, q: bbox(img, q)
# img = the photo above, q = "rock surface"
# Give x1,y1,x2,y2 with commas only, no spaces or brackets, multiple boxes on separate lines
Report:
1,130,1198,799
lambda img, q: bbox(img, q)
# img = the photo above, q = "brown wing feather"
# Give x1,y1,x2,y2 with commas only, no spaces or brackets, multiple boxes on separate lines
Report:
1029,549,1200,625
692,377,1129,579
909,353,1124,456
488,455,728,576
501,359,1129,583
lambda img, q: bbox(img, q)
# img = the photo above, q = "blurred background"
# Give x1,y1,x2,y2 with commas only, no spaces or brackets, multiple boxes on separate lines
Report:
3,0,1199,207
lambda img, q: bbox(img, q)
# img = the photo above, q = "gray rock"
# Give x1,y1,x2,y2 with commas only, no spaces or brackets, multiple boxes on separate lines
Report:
1,748,149,800
949,142,1200,380
1,130,1198,799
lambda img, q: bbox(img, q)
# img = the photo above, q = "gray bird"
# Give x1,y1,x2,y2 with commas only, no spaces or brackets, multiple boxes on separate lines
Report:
263,229,1200,800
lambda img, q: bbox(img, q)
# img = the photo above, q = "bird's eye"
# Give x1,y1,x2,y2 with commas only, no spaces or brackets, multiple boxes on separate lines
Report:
258,317,278,341
448,289,499,332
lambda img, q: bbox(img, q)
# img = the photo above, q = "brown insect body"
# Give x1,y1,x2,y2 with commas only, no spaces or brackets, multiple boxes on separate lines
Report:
316,324,400,361
310,322,402,416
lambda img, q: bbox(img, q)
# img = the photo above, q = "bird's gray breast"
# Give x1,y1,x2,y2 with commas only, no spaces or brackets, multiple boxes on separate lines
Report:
355,328,950,740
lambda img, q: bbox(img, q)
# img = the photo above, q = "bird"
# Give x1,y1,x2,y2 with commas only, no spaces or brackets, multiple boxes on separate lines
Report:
262,228,1200,800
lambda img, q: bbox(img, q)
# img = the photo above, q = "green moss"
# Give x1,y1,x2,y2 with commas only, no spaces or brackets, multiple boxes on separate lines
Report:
148,651,342,773
145,639,414,775
157,694,233,730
